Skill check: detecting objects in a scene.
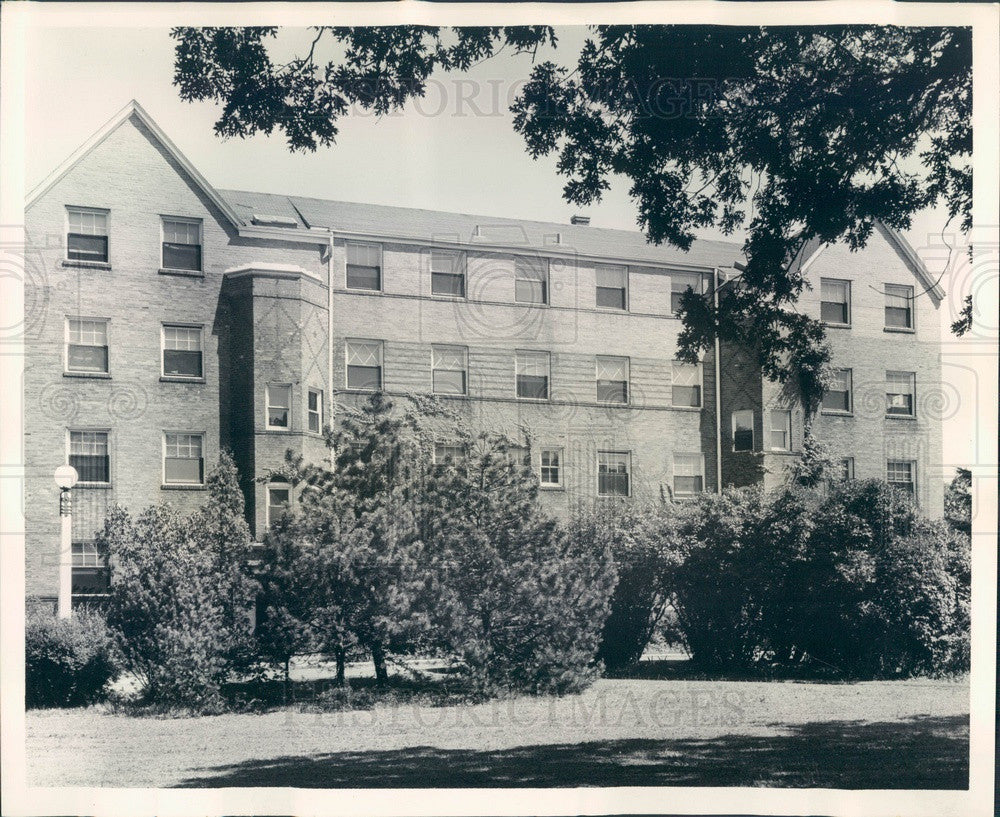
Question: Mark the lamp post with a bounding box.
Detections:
[54,465,79,619]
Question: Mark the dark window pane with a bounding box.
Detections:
[517,374,548,399]
[674,476,703,494]
[885,306,912,328]
[821,301,849,324]
[597,380,627,403]
[671,291,685,314]
[72,567,110,595]
[67,234,108,263]
[162,242,201,271]
[165,457,203,484]
[823,389,850,412]
[348,365,382,391]
[432,272,465,296]
[599,473,629,496]
[70,454,109,483]
[268,408,288,427]
[308,412,320,433]
[433,370,466,395]
[672,385,701,408]
[515,279,546,304]
[68,344,108,373]
[733,429,754,452]
[596,286,626,309]
[347,265,381,290]
[886,395,913,415]
[163,349,203,377]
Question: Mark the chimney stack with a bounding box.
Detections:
[570,215,590,226]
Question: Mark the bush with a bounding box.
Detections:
[99,454,258,709]
[575,502,681,672]
[26,608,118,708]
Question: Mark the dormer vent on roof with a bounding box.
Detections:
[251,214,298,228]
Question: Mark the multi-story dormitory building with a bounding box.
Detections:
[23,101,945,608]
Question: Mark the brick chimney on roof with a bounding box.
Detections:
[570,215,590,226]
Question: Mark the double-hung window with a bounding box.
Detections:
[161,217,202,272]
[540,448,562,488]
[671,362,702,408]
[598,451,630,497]
[673,453,704,496]
[820,279,851,325]
[596,356,629,404]
[732,410,754,452]
[432,345,468,395]
[434,442,466,465]
[308,388,323,433]
[431,250,465,296]
[346,242,382,290]
[66,207,108,263]
[671,273,702,314]
[66,318,109,374]
[595,265,628,310]
[71,541,109,599]
[162,324,203,378]
[823,369,853,413]
[266,384,291,429]
[346,339,383,391]
[163,432,205,485]
[769,410,792,451]
[515,256,548,304]
[887,460,915,497]
[515,350,549,400]
[69,430,110,484]
[267,484,291,526]
[838,458,855,482]
[886,371,916,417]
[885,285,914,329]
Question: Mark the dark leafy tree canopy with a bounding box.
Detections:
[172,25,971,411]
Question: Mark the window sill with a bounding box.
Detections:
[515,397,551,403]
[345,286,383,294]
[160,376,206,384]
[594,307,629,314]
[884,326,916,334]
[822,322,852,329]
[61,260,111,270]
[539,484,565,492]
[158,268,205,279]
[63,371,111,380]
[669,405,702,412]
[886,414,917,421]
[821,410,854,417]
[76,482,112,490]
[161,483,207,491]
[429,293,468,300]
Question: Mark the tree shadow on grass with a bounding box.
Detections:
[175,713,968,789]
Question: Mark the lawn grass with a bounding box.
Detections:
[26,657,969,789]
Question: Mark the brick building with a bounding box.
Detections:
[23,101,946,608]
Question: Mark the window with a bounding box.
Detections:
[431,250,465,296]
[540,448,562,487]
[732,410,754,452]
[887,460,915,497]
[266,484,291,526]
[307,388,323,433]
[515,256,548,304]
[516,350,550,399]
[823,369,853,413]
[596,356,629,404]
[507,445,531,468]
[886,371,916,417]
[820,279,851,325]
[71,542,109,599]
[671,273,702,314]
[838,458,855,482]
[66,207,108,263]
[769,410,791,451]
[346,340,383,391]
[161,217,202,271]
[434,442,466,464]
[432,345,468,395]
[673,454,704,496]
[598,451,630,497]
[162,325,203,378]
[885,284,914,329]
[163,432,204,485]
[672,362,702,408]
[346,242,382,290]
[69,431,110,484]
[266,384,291,429]
[595,264,627,310]
[66,318,108,374]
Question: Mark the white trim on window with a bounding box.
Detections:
[161,431,206,486]
[66,428,112,486]
[820,278,852,326]
[266,483,292,527]
[597,450,631,497]
[64,316,110,375]
[671,360,703,409]
[672,453,705,496]
[307,387,324,433]
[539,447,563,489]
[345,338,384,391]
[159,215,203,272]
[732,409,754,452]
[161,323,205,380]
[345,241,383,291]
[266,383,292,430]
[65,206,110,264]
[515,349,551,401]
[431,344,469,396]
[768,409,792,452]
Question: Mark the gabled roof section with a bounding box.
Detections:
[876,222,946,302]
[26,100,244,229]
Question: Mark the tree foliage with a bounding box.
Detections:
[172,25,972,410]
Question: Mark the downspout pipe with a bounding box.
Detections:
[713,267,723,493]
[327,233,335,467]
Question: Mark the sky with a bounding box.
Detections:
[23,25,987,474]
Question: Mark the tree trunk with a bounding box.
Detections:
[283,656,291,704]
[371,641,389,684]
[335,647,346,687]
